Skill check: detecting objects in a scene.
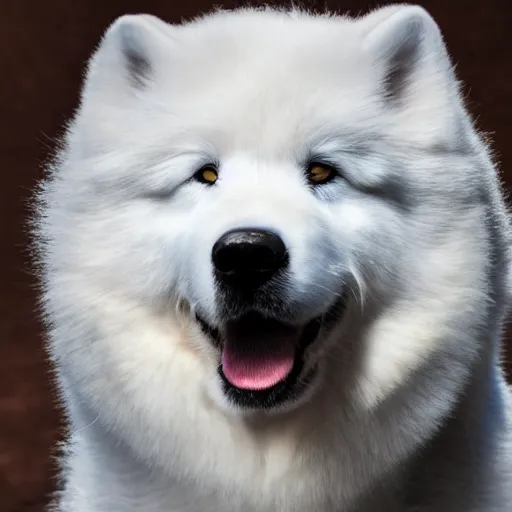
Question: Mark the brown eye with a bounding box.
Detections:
[195,166,218,185]
[308,163,336,185]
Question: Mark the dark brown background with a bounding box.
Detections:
[1,0,511,510]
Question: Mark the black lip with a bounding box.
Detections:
[196,295,348,409]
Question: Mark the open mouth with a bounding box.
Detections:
[196,296,347,409]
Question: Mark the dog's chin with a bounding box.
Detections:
[196,296,347,411]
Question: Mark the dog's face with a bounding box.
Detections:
[39,7,497,419]
[181,148,358,410]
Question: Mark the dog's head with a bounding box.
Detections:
[36,6,509,418]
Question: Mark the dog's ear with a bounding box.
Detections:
[360,5,468,148]
[83,14,173,98]
[68,15,175,156]
[362,5,450,103]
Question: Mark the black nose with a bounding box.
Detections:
[212,229,288,288]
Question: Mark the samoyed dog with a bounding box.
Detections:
[34,4,512,511]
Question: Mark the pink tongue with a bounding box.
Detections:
[221,320,298,391]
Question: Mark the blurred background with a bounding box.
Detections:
[1,0,511,510]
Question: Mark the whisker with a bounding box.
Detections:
[69,415,99,437]
[306,281,346,298]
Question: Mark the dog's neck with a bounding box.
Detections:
[347,338,509,512]
[64,338,509,512]
[400,343,509,511]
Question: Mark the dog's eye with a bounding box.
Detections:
[194,166,218,185]
[307,164,336,185]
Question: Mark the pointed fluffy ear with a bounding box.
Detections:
[82,14,174,102]
[362,5,450,102]
[361,5,467,147]
[70,15,175,155]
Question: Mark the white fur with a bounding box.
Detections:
[34,4,512,511]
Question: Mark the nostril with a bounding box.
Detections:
[212,229,288,285]
[212,245,238,274]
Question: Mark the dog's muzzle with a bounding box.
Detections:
[197,228,347,410]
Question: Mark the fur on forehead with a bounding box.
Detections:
[72,4,467,158]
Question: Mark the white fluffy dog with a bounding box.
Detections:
[34,4,512,511]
